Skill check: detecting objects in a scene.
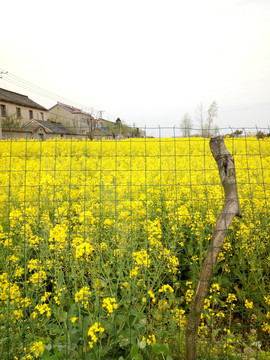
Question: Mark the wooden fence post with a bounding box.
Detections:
[186,136,242,360]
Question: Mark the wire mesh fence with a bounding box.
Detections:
[0,127,270,359]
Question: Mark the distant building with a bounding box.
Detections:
[0,88,139,141]
[0,88,47,125]
[90,118,116,140]
[2,119,87,141]
[48,102,95,134]
[48,102,119,139]
[0,88,48,139]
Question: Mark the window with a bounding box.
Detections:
[29,110,33,119]
[40,112,44,121]
[16,107,21,118]
[1,104,6,117]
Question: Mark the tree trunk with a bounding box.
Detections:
[186,136,242,360]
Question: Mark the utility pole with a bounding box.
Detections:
[98,110,105,132]
[99,110,105,119]
[0,70,8,79]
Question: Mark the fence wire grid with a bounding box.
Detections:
[0,127,270,360]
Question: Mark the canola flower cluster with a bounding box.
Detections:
[102,297,118,315]
[0,136,270,359]
[142,334,156,345]
[88,322,105,348]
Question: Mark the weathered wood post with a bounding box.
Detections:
[186,136,242,360]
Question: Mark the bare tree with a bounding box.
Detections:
[1,111,20,129]
[204,100,218,137]
[212,124,219,136]
[180,113,193,137]
[195,101,218,137]
[195,103,205,137]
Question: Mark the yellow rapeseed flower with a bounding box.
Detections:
[88,322,105,348]
[102,297,118,315]
[245,299,254,309]
[132,249,150,267]
[159,284,174,293]
[75,286,91,309]
[142,334,156,345]
[30,341,45,357]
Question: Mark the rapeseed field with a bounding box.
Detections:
[0,137,269,359]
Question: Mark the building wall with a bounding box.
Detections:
[1,129,88,141]
[2,129,34,140]
[90,129,114,140]
[65,134,88,140]
[0,101,47,126]
[47,106,74,129]
[48,106,92,134]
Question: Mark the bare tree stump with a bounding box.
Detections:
[186,136,242,360]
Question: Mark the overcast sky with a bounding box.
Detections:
[1,0,270,135]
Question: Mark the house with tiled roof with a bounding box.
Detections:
[0,88,138,141]
[47,102,95,135]
[0,88,47,126]
[48,102,119,139]
[2,119,88,141]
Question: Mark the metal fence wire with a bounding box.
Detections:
[0,127,270,360]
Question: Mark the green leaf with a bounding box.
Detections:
[133,354,143,360]
[134,318,146,330]
[54,347,64,358]
[161,331,168,340]
[130,344,139,357]
[99,345,111,357]
[44,344,52,351]
[70,329,82,344]
[128,314,137,325]
[151,343,169,356]
[59,311,67,322]
[41,349,51,359]
[118,329,136,347]
[117,314,127,322]
[45,356,58,360]
[138,340,146,349]
[57,270,64,290]
[68,303,77,317]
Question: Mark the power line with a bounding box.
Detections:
[0,71,102,116]
[0,70,8,79]
[0,70,126,127]
[0,84,117,128]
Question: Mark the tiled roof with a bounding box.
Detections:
[22,120,73,135]
[49,102,94,117]
[35,120,73,134]
[57,102,82,114]
[0,88,47,110]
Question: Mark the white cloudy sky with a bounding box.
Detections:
[1,0,270,135]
